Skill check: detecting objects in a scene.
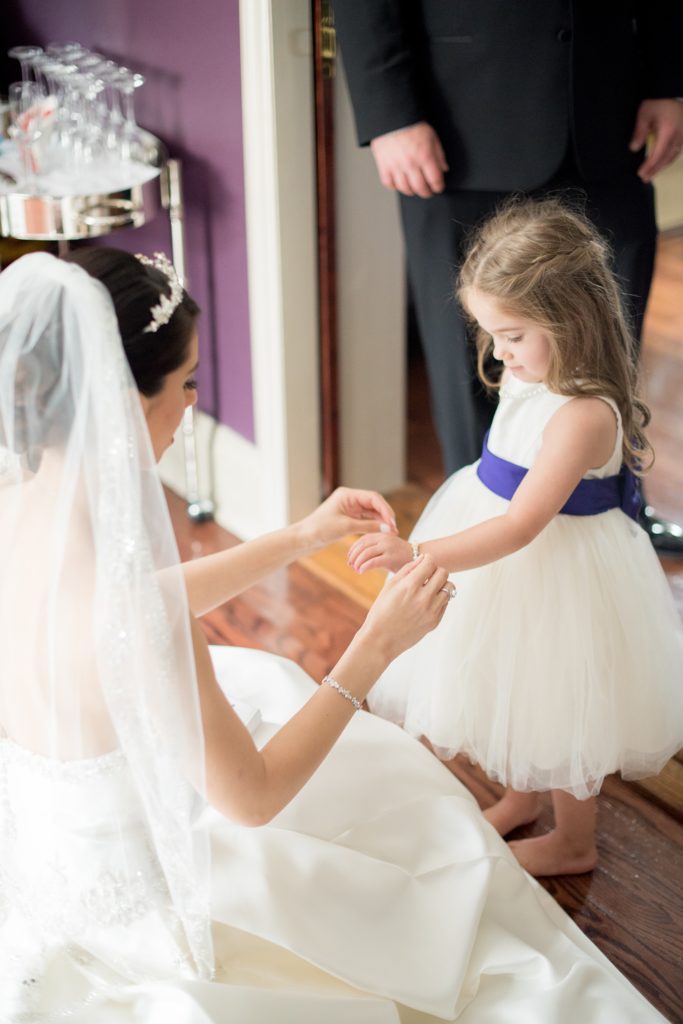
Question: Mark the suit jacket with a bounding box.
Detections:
[334,0,683,191]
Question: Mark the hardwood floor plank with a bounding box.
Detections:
[633,757,683,820]
[299,540,385,609]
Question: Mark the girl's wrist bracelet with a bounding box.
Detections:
[322,675,363,712]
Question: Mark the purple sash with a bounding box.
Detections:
[476,432,641,520]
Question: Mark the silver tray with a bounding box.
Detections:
[0,130,168,241]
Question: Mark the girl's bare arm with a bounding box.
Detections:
[349,398,618,574]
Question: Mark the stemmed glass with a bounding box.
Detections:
[70,72,107,165]
[7,46,43,82]
[6,41,149,182]
[30,56,63,95]
[45,42,86,62]
[113,69,146,159]
[98,64,127,157]
[8,81,53,191]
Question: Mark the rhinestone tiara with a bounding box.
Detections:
[135,252,184,334]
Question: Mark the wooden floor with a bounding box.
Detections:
[168,232,683,1023]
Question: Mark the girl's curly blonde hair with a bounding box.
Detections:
[457,197,653,472]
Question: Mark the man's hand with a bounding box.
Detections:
[629,99,683,182]
[370,122,449,198]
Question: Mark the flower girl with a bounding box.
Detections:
[348,198,683,877]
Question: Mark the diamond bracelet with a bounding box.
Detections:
[322,675,363,712]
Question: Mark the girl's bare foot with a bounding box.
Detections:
[509,831,598,877]
[483,790,542,836]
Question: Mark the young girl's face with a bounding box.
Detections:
[466,288,551,384]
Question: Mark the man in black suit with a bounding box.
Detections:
[334,1,683,550]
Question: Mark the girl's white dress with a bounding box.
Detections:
[369,375,683,798]
[0,646,669,1023]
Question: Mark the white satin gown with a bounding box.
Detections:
[0,645,667,1023]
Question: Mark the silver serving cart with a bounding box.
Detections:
[0,130,213,520]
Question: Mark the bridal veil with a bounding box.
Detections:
[0,253,213,981]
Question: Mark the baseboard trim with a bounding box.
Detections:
[160,410,269,540]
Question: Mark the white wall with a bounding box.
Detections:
[655,155,683,232]
[335,57,406,492]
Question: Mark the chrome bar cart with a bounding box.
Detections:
[0,130,213,521]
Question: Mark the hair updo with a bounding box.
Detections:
[64,247,200,396]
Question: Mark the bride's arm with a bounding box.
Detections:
[181,487,397,616]
[191,555,449,825]
[181,524,311,615]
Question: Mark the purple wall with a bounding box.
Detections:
[11,0,254,440]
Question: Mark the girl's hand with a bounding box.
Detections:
[297,487,397,553]
[359,555,453,662]
[347,533,412,574]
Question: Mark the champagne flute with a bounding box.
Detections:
[45,42,86,61]
[117,69,145,160]
[8,81,47,191]
[7,46,43,82]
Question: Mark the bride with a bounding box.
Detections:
[0,249,665,1023]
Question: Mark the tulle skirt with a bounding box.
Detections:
[369,466,683,798]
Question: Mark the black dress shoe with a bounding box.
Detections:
[639,505,683,554]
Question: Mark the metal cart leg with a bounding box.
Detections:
[166,158,214,523]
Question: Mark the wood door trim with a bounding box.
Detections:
[313,0,339,495]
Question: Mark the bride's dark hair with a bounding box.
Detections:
[64,247,200,396]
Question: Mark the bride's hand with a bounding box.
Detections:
[296,487,397,553]
[359,554,454,663]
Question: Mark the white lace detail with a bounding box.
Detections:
[0,740,193,1022]
[0,738,126,778]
